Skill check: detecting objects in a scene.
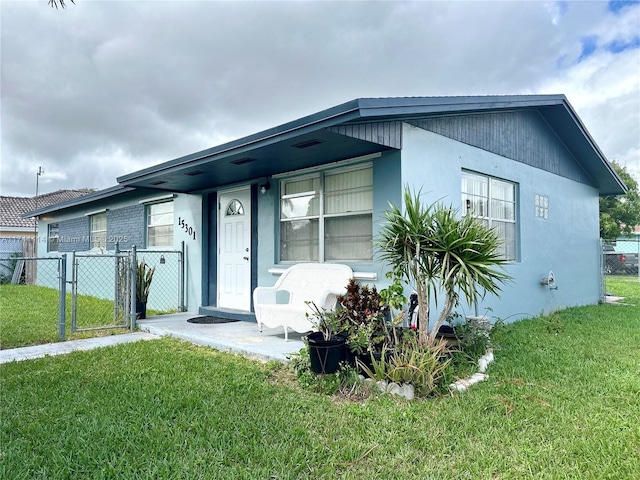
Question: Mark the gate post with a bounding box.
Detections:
[58,254,67,341]
[180,240,185,312]
[130,246,137,330]
[114,242,120,321]
[70,251,78,332]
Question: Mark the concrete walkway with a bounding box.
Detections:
[1,312,305,365]
[0,332,160,364]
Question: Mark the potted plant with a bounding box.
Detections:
[305,302,347,375]
[136,259,155,319]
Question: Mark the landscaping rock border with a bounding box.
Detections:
[356,349,495,399]
[360,377,416,400]
[449,349,494,392]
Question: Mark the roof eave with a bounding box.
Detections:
[103,94,625,197]
[557,99,627,196]
[117,99,363,185]
[355,94,569,120]
[22,185,135,217]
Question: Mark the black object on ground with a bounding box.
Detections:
[187,316,240,324]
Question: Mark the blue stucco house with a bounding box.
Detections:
[28,95,626,324]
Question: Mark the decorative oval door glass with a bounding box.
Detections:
[225,199,245,216]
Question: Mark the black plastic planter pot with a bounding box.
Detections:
[307,332,347,374]
[136,302,147,320]
[436,324,458,347]
[354,350,393,375]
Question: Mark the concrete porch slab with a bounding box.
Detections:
[137,312,305,363]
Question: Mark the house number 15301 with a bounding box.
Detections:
[178,217,196,240]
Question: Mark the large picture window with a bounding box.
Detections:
[147,201,174,247]
[280,164,373,262]
[90,213,107,249]
[462,171,517,260]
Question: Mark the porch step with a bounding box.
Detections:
[198,306,256,322]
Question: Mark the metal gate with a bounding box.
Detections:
[70,251,134,333]
[69,245,185,333]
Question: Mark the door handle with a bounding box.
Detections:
[243,256,249,261]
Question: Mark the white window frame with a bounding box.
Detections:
[90,212,107,249]
[535,194,549,220]
[279,163,373,263]
[146,200,174,248]
[462,170,517,261]
[48,223,59,252]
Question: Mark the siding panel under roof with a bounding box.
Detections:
[327,121,402,149]
[409,111,595,187]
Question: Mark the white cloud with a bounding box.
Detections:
[1,0,638,196]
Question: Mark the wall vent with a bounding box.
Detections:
[292,139,322,149]
[230,157,256,165]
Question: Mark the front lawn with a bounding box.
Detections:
[2,299,639,478]
[0,284,130,349]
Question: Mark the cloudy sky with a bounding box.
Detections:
[1,0,639,197]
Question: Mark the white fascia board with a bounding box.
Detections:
[139,194,177,205]
[84,208,108,216]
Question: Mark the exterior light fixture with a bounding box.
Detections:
[160,255,166,265]
[259,180,271,194]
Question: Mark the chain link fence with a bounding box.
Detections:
[126,248,184,315]
[71,246,184,331]
[70,252,132,332]
[0,244,184,346]
[602,238,640,277]
[602,238,639,303]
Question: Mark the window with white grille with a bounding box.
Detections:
[462,171,517,261]
[280,164,373,262]
[147,201,174,247]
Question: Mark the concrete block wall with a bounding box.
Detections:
[57,204,146,252]
[106,204,145,250]
[58,216,90,252]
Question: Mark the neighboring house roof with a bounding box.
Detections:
[23,185,141,218]
[2,189,91,228]
[115,95,626,196]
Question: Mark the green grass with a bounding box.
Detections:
[0,284,130,349]
[605,275,640,306]
[2,301,639,479]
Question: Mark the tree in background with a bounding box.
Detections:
[49,0,74,9]
[600,160,640,240]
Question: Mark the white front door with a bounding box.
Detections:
[217,188,252,310]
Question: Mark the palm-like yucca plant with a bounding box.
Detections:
[136,259,155,304]
[377,189,436,344]
[377,186,511,345]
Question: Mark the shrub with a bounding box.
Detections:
[357,338,452,397]
[337,278,391,354]
[455,320,491,362]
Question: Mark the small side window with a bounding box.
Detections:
[90,213,107,249]
[48,223,59,252]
